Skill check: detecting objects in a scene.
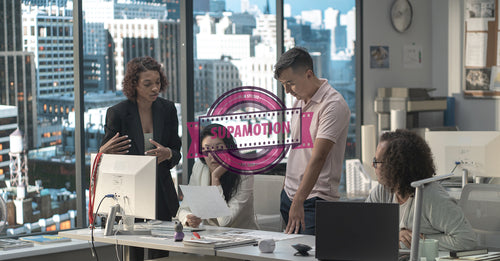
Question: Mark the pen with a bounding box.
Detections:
[192,232,201,239]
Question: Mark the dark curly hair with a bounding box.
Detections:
[379,129,436,198]
[274,46,314,80]
[199,124,241,203]
[122,56,168,100]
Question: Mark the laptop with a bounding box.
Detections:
[315,201,399,261]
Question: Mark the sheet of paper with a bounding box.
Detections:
[403,44,423,69]
[465,32,488,67]
[179,185,231,219]
[222,230,304,241]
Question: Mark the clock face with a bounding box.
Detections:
[391,0,413,33]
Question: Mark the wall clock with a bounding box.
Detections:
[391,0,413,33]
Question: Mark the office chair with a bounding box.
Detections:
[458,183,500,250]
[253,174,285,232]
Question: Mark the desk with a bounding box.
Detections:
[60,224,454,261]
[217,234,315,261]
[0,239,111,261]
[59,226,217,257]
[59,223,312,261]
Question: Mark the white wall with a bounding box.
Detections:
[363,0,500,131]
[362,0,435,127]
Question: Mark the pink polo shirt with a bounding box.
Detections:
[284,79,351,201]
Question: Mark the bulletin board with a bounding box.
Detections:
[464,0,500,98]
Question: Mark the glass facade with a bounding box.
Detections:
[0,0,358,236]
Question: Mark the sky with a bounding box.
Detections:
[225,0,355,15]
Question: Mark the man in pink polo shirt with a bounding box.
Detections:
[274,47,350,235]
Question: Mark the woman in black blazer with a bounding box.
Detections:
[99,56,181,221]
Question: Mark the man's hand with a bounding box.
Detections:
[285,199,305,234]
[145,139,172,164]
[186,214,202,228]
[99,132,131,154]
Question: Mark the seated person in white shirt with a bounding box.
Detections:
[366,129,477,251]
[177,124,258,229]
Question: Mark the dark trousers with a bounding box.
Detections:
[280,189,321,235]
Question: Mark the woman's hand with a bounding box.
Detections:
[185,214,202,228]
[145,139,172,164]
[99,132,131,154]
[399,228,424,248]
[210,165,227,186]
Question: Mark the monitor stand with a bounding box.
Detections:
[103,204,151,236]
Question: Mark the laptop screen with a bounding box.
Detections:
[315,201,399,261]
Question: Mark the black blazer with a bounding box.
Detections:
[101,98,181,220]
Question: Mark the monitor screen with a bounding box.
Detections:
[425,131,500,178]
[90,154,157,220]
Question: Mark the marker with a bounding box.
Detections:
[192,232,201,239]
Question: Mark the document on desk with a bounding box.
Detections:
[179,185,231,219]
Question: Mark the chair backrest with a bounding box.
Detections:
[253,174,285,216]
[459,183,500,248]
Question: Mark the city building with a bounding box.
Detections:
[82,0,169,93]
[63,107,107,154]
[194,58,242,114]
[37,92,125,148]
[195,13,252,60]
[22,1,74,98]
[1,0,38,150]
[105,19,181,102]
[166,0,180,20]
[0,105,18,176]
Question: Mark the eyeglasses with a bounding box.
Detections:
[372,157,383,169]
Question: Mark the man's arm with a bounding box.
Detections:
[285,137,334,234]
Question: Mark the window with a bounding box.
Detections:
[2,1,359,238]
[284,0,357,193]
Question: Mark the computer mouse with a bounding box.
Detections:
[291,243,312,256]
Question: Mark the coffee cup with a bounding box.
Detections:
[419,239,438,261]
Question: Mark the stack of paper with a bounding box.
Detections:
[0,238,34,250]
[183,233,256,249]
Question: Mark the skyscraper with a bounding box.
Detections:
[1,0,38,149]
[22,1,74,98]
[0,105,18,176]
[106,19,181,102]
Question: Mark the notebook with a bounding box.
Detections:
[315,201,399,261]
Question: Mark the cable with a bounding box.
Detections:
[91,194,116,261]
[89,153,104,227]
[450,161,461,174]
[114,221,122,261]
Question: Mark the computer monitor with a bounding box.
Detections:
[425,131,500,178]
[90,154,157,220]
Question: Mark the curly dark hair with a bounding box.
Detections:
[274,46,314,80]
[379,129,436,198]
[122,56,168,100]
[199,124,241,203]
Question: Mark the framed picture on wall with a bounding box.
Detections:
[370,46,389,69]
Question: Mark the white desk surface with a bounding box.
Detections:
[217,234,315,261]
[0,239,108,260]
[59,223,314,260]
[59,224,456,261]
[59,226,218,256]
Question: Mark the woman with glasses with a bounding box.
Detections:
[177,124,258,229]
[366,129,476,251]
